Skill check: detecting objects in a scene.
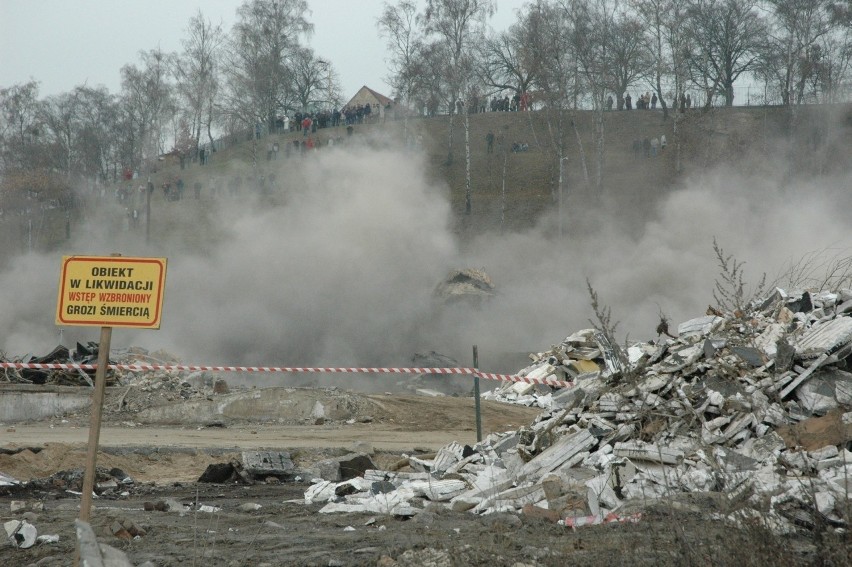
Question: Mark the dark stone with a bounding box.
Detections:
[371,481,395,494]
[198,463,235,483]
[731,346,765,367]
[337,453,376,481]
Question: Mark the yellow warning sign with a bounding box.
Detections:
[56,256,167,328]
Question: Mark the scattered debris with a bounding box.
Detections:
[242,450,298,482]
[0,471,20,487]
[0,343,102,386]
[198,459,252,484]
[407,351,470,396]
[4,518,37,548]
[76,519,135,566]
[110,516,146,539]
[302,286,852,535]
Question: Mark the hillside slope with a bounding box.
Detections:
[2,103,850,266]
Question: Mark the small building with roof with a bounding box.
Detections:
[345,86,394,109]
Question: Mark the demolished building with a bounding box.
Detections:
[303,287,852,533]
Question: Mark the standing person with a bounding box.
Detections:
[651,93,658,109]
[606,95,613,111]
[302,115,312,137]
[625,93,632,110]
[686,94,692,109]
[660,134,667,151]
[650,137,659,157]
[485,130,494,154]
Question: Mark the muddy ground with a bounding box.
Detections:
[0,389,846,566]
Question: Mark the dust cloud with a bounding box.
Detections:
[1,145,850,385]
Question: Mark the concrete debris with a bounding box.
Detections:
[198,459,253,484]
[310,452,376,482]
[241,451,297,481]
[0,471,20,487]
[4,518,37,548]
[1,343,102,386]
[406,351,472,396]
[305,287,852,535]
[13,467,134,495]
[110,517,146,539]
[76,519,135,566]
[433,268,495,304]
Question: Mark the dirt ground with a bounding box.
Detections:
[0,391,845,566]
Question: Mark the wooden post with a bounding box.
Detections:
[79,324,112,522]
[473,345,482,442]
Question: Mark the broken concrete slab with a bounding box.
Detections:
[241,451,296,479]
[518,429,597,481]
[613,441,684,465]
[794,316,852,359]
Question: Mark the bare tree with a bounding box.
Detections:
[72,86,120,181]
[421,0,495,170]
[289,47,341,111]
[0,81,44,171]
[683,0,767,107]
[632,0,686,118]
[602,11,652,111]
[378,1,423,108]
[119,49,175,172]
[222,0,313,134]
[479,13,541,96]
[174,10,224,152]
[38,91,82,177]
[532,0,592,192]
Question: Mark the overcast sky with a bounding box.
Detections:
[0,0,523,100]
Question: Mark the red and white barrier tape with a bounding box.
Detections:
[0,362,573,389]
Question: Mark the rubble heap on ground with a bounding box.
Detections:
[0,345,219,410]
[305,287,852,533]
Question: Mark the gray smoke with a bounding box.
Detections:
[1,145,850,385]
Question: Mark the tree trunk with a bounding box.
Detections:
[501,141,508,232]
[464,108,471,215]
[594,99,604,190]
[571,112,590,190]
[446,101,455,166]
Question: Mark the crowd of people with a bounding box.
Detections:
[608,91,694,112]
[632,134,667,158]
[112,84,685,221]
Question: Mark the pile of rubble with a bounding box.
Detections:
[302,287,852,533]
[0,344,219,411]
[105,348,218,414]
[0,343,103,386]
